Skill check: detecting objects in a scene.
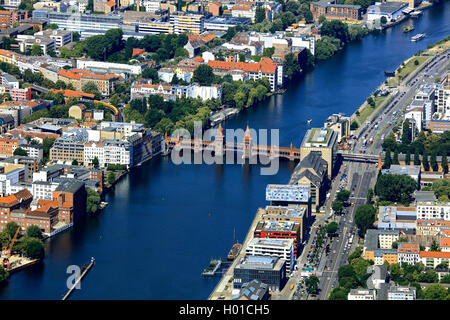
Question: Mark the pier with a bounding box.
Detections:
[62,257,95,300]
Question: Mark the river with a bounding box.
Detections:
[0,1,449,299]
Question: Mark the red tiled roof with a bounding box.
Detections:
[207,57,277,74]
[419,251,450,259]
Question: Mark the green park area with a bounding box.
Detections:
[357,95,389,124]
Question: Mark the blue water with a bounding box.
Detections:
[0,2,449,299]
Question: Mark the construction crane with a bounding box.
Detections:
[2,226,20,270]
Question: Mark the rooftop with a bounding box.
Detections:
[265,184,310,203]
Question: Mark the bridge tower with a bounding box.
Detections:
[243,125,252,160]
[289,142,295,161]
[214,123,225,156]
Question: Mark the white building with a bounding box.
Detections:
[348,289,376,300]
[388,286,416,300]
[416,202,450,221]
[397,243,420,265]
[84,139,133,168]
[76,59,145,77]
[366,2,407,22]
[19,144,44,161]
[142,0,160,12]
[246,238,295,271]
[31,180,58,200]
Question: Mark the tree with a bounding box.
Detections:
[354,204,376,237]
[414,148,420,165]
[193,65,215,86]
[318,15,327,25]
[329,287,348,300]
[110,94,121,107]
[332,201,344,214]
[283,53,301,79]
[31,43,43,56]
[423,149,430,171]
[107,171,116,185]
[13,147,28,156]
[348,247,362,263]
[255,5,266,24]
[320,20,349,43]
[380,16,387,25]
[430,240,441,252]
[82,81,102,99]
[405,150,411,165]
[441,152,448,174]
[384,149,391,169]
[25,238,44,259]
[72,159,78,166]
[418,270,439,283]
[305,275,320,294]
[86,188,101,214]
[366,188,374,205]
[375,174,417,204]
[392,149,399,165]
[92,157,99,168]
[430,151,438,172]
[326,221,338,235]
[26,225,42,239]
[5,222,19,239]
[336,190,350,203]
[350,120,359,130]
[422,284,448,300]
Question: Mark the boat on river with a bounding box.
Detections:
[411,33,425,42]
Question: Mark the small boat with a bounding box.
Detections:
[227,228,242,261]
[403,25,414,33]
[99,202,108,210]
[411,33,425,42]
[307,119,312,124]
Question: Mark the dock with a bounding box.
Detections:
[202,258,222,277]
[62,257,95,300]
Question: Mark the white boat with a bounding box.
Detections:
[411,33,425,42]
[307,119,312,124]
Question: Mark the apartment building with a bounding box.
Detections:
[254,220,301,257]
[57,69,120,97]
[348,289,376,300]
[50,134,85,165]
[397,243,420,265]
[310,0,361,21]
[207,58,283,91]
[130,80,222,102]
[363,229,399,265]
[0,135,21,158]
[246,238,295,272]
[84,139,133,168]
[419,251,450,269]
[388,286,416,300]
[0,10,29,29]
[416,201,450,221]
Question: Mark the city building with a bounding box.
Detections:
[300,128,338,178]
[260,205,307,240]
[246,238,295,272]
[47,12,122,33]
[265,184,310,209]
[416,201,450,221]
[323,113,350,142]
[169,12,204,34]
[233,279,270,300]
[289,151,328,207]
[76,59,145,77]
[367,2,407,22]
[388,286,416,300]
[254,220,302,256]
[419,251,450,269]
[348,289,376,300]
[57,69,120,97]
[377,206,416,231]
[397,243,420,265]
[204,16,251,32]
[310,0,361,21]
[207,58,283,91]
[363,229,400,265]
[233,255,287,292]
